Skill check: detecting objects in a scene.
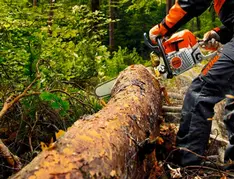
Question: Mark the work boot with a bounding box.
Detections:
[170,148,201,167]
[224,144,234,162]
[223,144,234,171]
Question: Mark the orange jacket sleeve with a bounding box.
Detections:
[161,0,213,36]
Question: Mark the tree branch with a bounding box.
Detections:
[0,60,41,119]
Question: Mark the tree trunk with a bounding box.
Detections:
[10,65,162,179]
[91,0,100,12]
[211,8,216,26]
[196,17,201,31]
[48,0,55,36]
[33,0,37,7]
[109,0,115,51]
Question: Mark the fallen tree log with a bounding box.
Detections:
[11,64,162,179]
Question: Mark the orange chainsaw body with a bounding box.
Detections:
[156,29,203,76]
[163,29,198,55]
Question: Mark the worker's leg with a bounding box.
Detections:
[175,76,224,166]
[224,144,234,163]
[175,38,234,166]
[223,93,234,163]
[224,96,234,144]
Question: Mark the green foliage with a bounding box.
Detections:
[37,4,111,83]
[182,9,222,38]
[0,3,109,176]
[103,47,144,77]
[40,92,70,116]
[120,0,164,14]
[110,0,166,56]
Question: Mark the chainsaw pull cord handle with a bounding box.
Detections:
[143,33,173,79]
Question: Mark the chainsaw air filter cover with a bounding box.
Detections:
[162,29,202,76]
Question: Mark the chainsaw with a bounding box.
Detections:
[95,29,218,97]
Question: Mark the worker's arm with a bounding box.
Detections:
[162,0,213,36]
[150,0,212,42]
[213,26,233,44]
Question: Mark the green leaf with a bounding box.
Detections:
[61,100,70,111]
[40,92,54,101]
[51,102,60,109]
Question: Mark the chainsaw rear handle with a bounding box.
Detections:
[198,39,220,52]
[143,33,173,78]
[197,39,219,60]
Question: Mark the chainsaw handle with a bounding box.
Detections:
[143,33,160,53]
[143,33,173,79]
[156,37,173,79]
[198,39,220,52]
[197,39,219,60]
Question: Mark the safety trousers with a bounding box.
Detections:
[175,35,234,166]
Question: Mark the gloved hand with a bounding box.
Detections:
[149,24,167,44]
[202,30,220,49]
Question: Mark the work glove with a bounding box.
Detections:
[149,24,167,44]
[202,30,220,49]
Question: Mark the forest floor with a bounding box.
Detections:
[1,64,234,178]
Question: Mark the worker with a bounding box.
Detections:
[149,0,234,167]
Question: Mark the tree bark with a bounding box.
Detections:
[48,0,55,36]
[33,0,37,7]
[91,0,100,12]
[211,8,216,27]
[109,0,115,51]
[0,139,22,170]
[10,65,162,179]
[196,17,201,31]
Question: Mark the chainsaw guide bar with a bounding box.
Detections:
[94,78,117,97]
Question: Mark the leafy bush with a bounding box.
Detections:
[0,4,108,176]
[103,47,144,78]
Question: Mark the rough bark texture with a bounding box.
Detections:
[11,65,162,179]
[109,0,115,51]
[91,0,100,12]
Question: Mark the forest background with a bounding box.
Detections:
[0,0,221,178]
